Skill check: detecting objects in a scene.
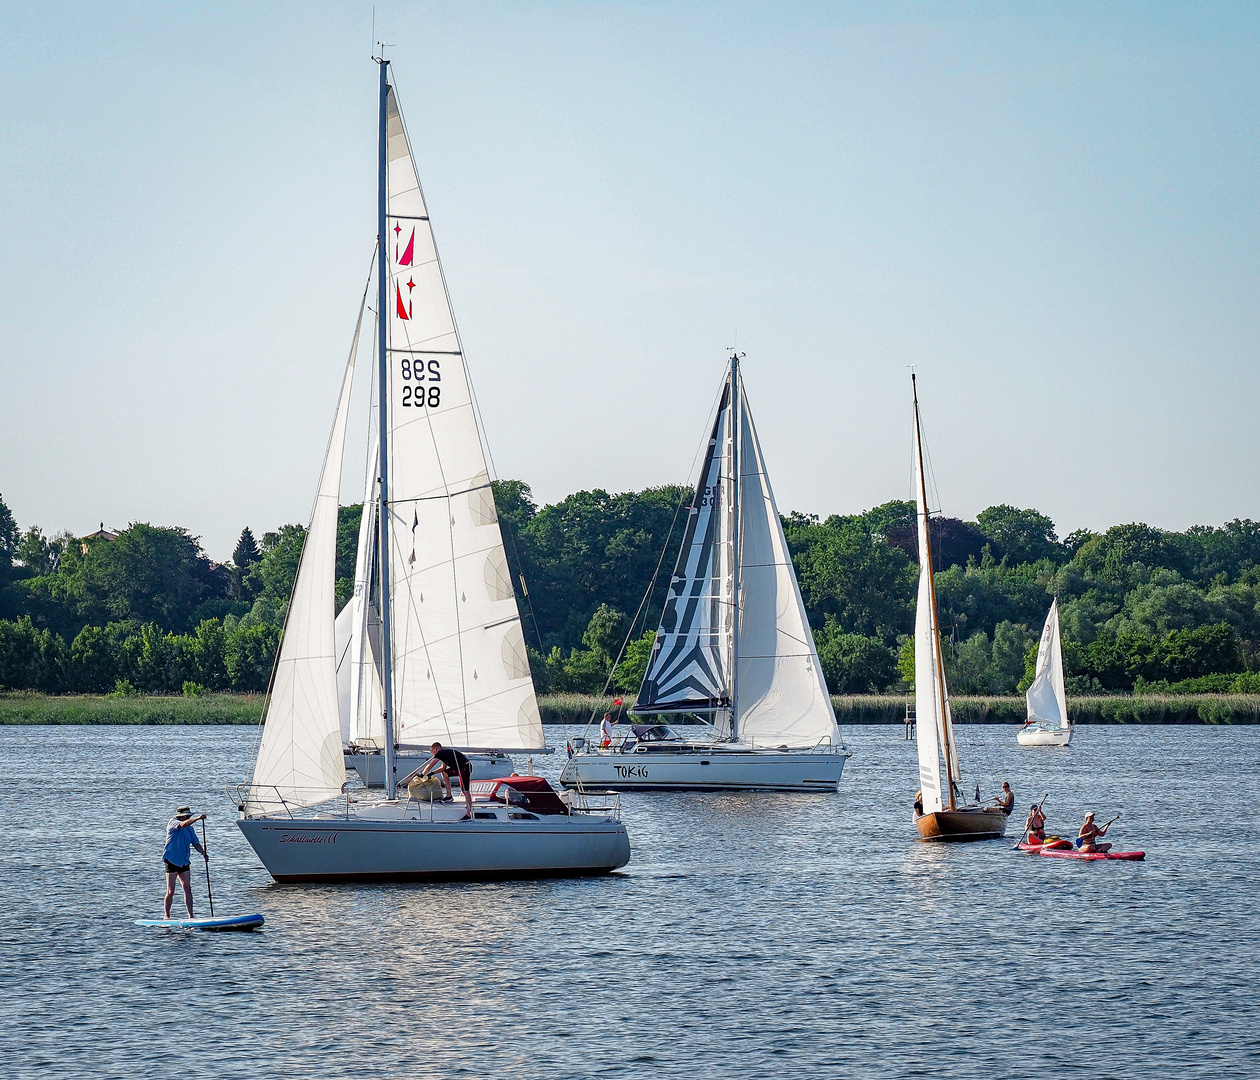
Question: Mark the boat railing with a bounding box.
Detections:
[560,787,622,821]
[228,783,356,820]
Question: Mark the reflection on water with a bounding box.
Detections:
[0,723,1257,1079]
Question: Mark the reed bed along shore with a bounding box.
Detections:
[2,692,1258,725]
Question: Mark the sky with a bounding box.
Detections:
[1,2,1257,561]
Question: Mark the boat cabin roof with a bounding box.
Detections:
[469,776,569,816]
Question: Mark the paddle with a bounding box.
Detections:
[1013,793,1050,849]
[200,818,215,917]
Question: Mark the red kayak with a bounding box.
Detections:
[1016,837,1072,852]
[1039,847,1145,861]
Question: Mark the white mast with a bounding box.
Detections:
[728,352,741,742]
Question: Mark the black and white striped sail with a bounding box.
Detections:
[634,383,734,713]
[636,364,839,749]
[381,82,543,751]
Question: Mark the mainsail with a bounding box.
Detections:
[248,303,365,814]
[381,83,543,750]
[345,439,385,747]
[1026,598,1068,730]
[912,378,961,815]
[636,361,838,749]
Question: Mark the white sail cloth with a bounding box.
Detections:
[382,84,543,750]
[1026,598,1068,729]
[248,319,362,814]
[724,382,837,748]
[912,390,960,815]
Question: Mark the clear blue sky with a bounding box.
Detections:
[2,2,1257,560]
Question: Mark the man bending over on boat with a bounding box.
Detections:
[1077,812,1111,853]
[418,743,474,821]
[1024,803,1046,842]
[163,806,207,919]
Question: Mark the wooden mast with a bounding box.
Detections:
[911,374,957,811]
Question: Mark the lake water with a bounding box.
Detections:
[0,723,1256,1079]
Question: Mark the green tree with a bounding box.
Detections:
[224,621,280,692]
[246,524,306,613]
[976,505,1063,565]
[815,623,898,693]
[231,527,262,600]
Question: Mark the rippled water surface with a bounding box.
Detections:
[1,723,1257,1079]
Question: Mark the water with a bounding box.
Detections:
[1,723,1256,1079]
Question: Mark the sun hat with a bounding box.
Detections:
[1084,811,1095,820]
[175,805,192,817]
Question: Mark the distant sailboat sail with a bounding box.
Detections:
[381,84,543,751]
[635,361,837,749]
[1026,599,1068,730]
[912,380,961,815]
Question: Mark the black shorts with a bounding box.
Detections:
[457,766,471,790]
[164,860,191,875]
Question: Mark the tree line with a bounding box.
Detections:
[1,487,1258,698]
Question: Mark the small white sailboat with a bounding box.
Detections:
[235,58,629,881]
[1018,598,1071,746]
[560,353,849,792]
[909,376,1008,842]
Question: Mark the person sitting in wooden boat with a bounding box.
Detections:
[993,782,1015,815]
[1077,812,1112,853]
[1024,803,1046,842]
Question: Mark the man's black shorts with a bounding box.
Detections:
[164,860,191,875]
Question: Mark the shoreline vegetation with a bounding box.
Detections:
[2,692,1258,726]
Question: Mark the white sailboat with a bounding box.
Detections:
[559,353,849,792]
[909,375,1009,841]
[1018,598,1071,746]
[235,58,629,881]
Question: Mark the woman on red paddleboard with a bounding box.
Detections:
[1024,804,1047,843]
[1077,812,1112,853]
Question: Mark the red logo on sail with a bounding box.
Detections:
[396,225,414,267]
[396,282,411,321]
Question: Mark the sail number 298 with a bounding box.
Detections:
[399,358,441,409]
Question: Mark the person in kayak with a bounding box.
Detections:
[163,806,207,919]
[418,742,474,820]
[1024,803,1047,842]
[1077,812,1112,853]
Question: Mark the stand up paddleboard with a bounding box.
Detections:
[1039,848,1145,861]
[136,913,264,931]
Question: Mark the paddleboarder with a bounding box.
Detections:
[163,806,207,919]
[418,742,474,820]
[1077,811,1112,853]
[1024,803,1047,842]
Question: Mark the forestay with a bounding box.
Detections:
[1026,598,1068,729]
[723,383,837,748]
[635,384,733,714]
[248,300,365,814]
[381,83,543,751]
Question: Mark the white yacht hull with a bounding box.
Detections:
[345,751,514,788]
[237,808,629,882]
[1016,725,1071,747]
[559,748,848,792]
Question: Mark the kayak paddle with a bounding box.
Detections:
[1013,793,1050,850]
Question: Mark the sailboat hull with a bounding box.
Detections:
[916,807,1010,842]
[559,748,848,792]
[1016,725,1071,747]
[237,813,630,882]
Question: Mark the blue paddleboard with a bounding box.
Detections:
[136,913,264,931]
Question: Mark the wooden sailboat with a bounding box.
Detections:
[910,375,1008,842]
[234,57,629,880]
[559,352,849,792]
[1017,599,1072,746]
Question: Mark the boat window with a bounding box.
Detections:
[509,812,540,821]
[473,812,497,819]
